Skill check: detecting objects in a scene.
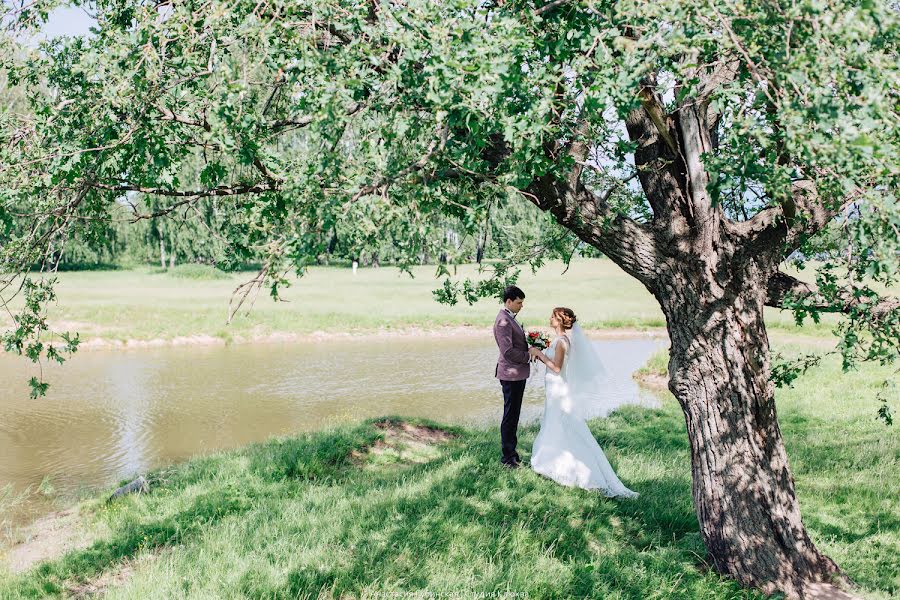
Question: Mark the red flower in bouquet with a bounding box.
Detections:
[526,330,551,350]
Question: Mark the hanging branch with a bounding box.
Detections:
[227,263,270,324]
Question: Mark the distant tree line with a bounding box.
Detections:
[3,188,604,270]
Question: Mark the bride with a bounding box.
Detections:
[528,307,639,498]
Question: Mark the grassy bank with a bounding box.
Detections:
[1,348,896,599]
[1,259,842,345]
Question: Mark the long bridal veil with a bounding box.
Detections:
[532,321,640,498]
[563,323,623,419]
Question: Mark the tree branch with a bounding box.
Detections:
[637,85,678,156]
[524,173,658,287]
[347,123,449,204]
[624,80,691,245]
[251,157,280,187]
[155,104,211,131]
[766,270,899,322]
[268,100,363,131]
[91,181,276,198]
[533,0,572,17]
[708,4,774,103]
[515,75,660,285]
[695,55,741,102]
[733,179,862,258]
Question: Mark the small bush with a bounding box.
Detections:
[166,264,230,280]
[636,347,669,378]
[38,262,123,272]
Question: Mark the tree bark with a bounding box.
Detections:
[656,260,843,597]
[327,228,338,258]
[476,218,489,264]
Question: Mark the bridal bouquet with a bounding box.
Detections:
[526,330,551,350]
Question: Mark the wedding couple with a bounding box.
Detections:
[493,285,638,498]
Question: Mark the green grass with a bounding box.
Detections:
[0,349,895,599]
[1,259,846,343]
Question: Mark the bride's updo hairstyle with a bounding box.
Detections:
[552,307,577,330]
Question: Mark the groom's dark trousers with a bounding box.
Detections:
[500,379,527,464]
[494,307,530,465]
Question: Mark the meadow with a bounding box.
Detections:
[3,258,839,344]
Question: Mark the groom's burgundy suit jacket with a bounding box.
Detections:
[494,309,531,381]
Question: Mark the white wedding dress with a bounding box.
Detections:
[530,325,638,498]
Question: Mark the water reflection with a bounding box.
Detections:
[0,335,665,530]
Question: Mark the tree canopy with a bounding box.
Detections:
[2,0,896,396]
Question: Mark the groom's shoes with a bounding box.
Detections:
[501,458,521,469]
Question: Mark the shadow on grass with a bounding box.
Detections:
[3,406,892,599]
[9,489,250,598]
[269,411,759,599]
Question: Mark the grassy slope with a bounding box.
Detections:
[2,259,841,342]
[0,349,896,599]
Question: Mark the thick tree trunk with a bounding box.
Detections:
[657,263,843,597]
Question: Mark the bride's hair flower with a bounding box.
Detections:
[526,330,551,350]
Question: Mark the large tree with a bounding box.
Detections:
[1,0,897,596]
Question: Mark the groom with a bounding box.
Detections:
[494,285,541,469]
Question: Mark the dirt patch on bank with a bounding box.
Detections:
[372,420,458,444]
[352,420,459,467]
[633,371,669,392]
[64,551,159,598]
[3,507,100,574]
[63,326,670,352]
[78,334,225,350]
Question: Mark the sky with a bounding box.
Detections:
[41,5,95,39]
[3,2,96,44]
